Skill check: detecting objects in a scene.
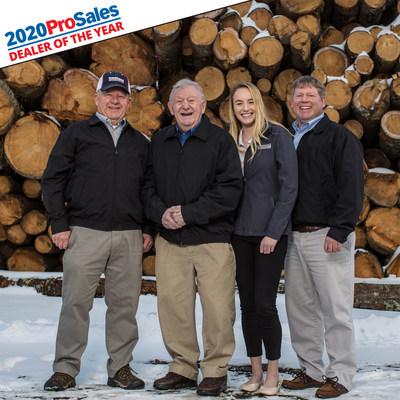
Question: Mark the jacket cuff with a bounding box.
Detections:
[142,220,156,239]
[327,227,351,244]
[51,219,70,235]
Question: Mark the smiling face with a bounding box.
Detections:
[232,87,256,129]
[94,88,131,124]
[291,85,326,128]
[168,85,206,132]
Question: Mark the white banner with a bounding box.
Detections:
[1,0,240,68]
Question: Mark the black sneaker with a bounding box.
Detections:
[107,365,145,390]
[44,372,76,391]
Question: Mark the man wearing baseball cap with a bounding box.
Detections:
[42,71,153,391]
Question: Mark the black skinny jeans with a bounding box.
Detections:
[232,234,288,360]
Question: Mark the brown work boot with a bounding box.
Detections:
[316,376,348,398]
[44,372,76,391]
[153,372,197,390]
[107,365,145,390]
[197,375,227,396]
[282,371,324,390]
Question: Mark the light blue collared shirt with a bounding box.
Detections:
[292,113,325,149]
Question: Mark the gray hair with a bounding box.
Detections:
[291,76,326,99]
[169,79,205,103]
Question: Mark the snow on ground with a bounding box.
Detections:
[0,280,400,399]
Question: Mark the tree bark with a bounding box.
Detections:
[189,18,218,70]
[359,0,386,26]
[290,31,312,72]
[154,21,182,78]
[0,80,20,136]
[332,0,360,29]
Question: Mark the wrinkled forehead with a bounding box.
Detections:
[174,85,203,101]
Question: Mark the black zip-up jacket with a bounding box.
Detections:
[145,115,243,245]
[41,114,153,236]
[234,124,298,239]
[292,114,364,243]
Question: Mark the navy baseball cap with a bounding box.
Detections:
[97,71,131,94]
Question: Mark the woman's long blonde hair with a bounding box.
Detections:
[228,82,272,160]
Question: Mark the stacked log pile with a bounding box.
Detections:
[0,0,400,279]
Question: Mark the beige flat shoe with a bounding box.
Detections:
[239,377,263,392]
[258,380,281,396]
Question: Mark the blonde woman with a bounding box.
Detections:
[228,82,298,395]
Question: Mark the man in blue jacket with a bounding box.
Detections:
[41,71,153,392]
[146,79,243,397]
[283,76,364,399]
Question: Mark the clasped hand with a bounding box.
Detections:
[161,205,186,230]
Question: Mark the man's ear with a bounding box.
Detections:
[168,102,174,115]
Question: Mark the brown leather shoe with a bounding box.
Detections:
[197,375,227,396]
[107,365,145,390]
[282,371,324,390]
[316,377,348,398]
[153,372,197,390]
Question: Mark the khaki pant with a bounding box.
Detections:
[155,236,236,380]
[53,226,143,378]
[285,228,357,390]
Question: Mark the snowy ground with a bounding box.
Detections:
[1,273,400,399]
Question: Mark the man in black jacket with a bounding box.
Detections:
[41,71,153,392]
[146,79,243,397]
[282,76,364,399]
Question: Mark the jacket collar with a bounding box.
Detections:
[310,113,330,135]
[164,114,210,142]
[88,113,132,132]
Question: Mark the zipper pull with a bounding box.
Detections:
[115,147,118,155]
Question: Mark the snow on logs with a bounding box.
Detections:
[0,0,400,277]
